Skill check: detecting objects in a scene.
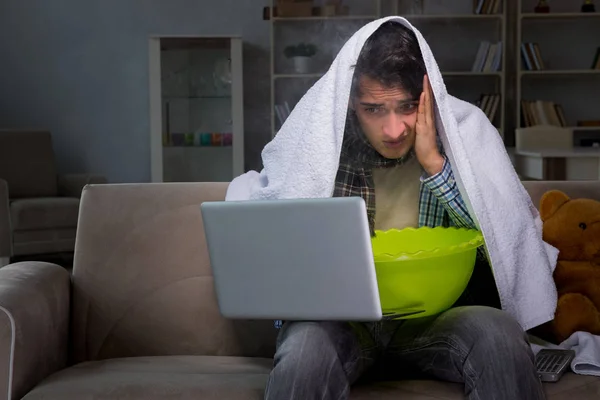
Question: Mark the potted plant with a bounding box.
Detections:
[284,42,318,74]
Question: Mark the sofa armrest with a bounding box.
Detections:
[0,262,70,400]
[58,174,107,198]
[0,179,11,259]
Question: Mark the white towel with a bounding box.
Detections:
[226,16,559,332]
[529,332,600,377]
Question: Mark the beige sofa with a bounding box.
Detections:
[0,129,107,264]
[1,181,599,399]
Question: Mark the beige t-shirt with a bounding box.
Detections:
[372,156,422,231]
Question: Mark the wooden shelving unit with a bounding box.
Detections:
[516,0,600,134]
[269,0,507,139]
[521,12,600,19]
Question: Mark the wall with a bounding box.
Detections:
[1,1,597,182]
[0,0,271,182]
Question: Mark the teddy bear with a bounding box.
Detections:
[539,189,600,343]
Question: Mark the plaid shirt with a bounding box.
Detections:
[274,157,477,329]
[418,155,476,230]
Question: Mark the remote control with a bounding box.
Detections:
[535,349,575,382]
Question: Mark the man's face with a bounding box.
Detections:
[352,76,419,159]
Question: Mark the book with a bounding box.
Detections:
[520,100,566,127]
[521,43,544,71]
[472,41,502,72]
[476,93,501,122]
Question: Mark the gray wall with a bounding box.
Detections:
[1,1,597,182]
[0,0,271,183]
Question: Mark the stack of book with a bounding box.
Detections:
[521,100,567,127]
[521,43,545,71]
[473,0,502,14]
[472,41,503,72]
[476,93,501,123]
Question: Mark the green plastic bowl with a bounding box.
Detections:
[371,227,484,319]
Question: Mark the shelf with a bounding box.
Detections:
[163,96,231,99]
[520,70,600,76]
[275,14,505,22]
[521,12,600,19]
[570,126,600,131]
[518,126,600,132]
[443,71,502,77]
[273,15,378,21]
[163,145,233,149]
[404,14,503,20]
[274,72,503,79]
[273,73,323,79]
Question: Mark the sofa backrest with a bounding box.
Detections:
[521,180,600,208]
[0,129,58,198]
[70,182,277,364]
[70,179,600,364]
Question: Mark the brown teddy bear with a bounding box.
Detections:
[540,190,600,343]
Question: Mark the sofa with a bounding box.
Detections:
[0,180,598,399]
[0,129,107,265]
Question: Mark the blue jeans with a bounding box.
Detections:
[264,306,546,400]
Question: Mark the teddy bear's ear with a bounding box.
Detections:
[540,190,570,221]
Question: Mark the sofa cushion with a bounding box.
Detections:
[12,228,76,256]
[71,183,277,364]
[10,197,79,231]
[0,130,58,198]
[22,355,273,400]
[21,355,599,400]
[349,373,600,399]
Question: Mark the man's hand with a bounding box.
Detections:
[415,74,444,176]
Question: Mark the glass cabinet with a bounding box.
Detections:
[149,36,244,182]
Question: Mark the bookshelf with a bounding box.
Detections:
[269,0,508,140]
[516,0,600,137]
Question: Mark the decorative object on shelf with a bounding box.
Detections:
[284,42,318,73]
[276,0,313,18]
[222,133,233,146]
[534,0,550,13]
[166,132,233,147]
[577,120,600,127]
[317,0,350,17]
[581,0,596,12]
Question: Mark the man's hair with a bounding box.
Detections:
[351,21,426,101]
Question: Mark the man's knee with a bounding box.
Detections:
[448,306,532,360]
[274,322,353,371]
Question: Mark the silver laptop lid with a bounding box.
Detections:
[200,197,382,321]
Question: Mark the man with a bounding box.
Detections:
[262,21,546,400]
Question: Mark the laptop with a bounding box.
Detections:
[200,196,383,321]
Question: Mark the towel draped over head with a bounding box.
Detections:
[225,16,559,332]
